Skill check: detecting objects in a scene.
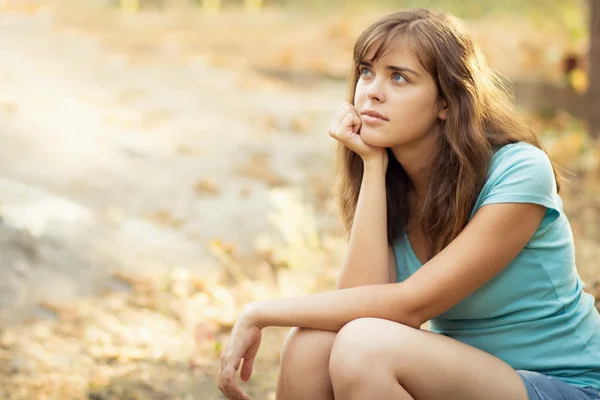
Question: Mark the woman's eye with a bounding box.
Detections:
[360,67,372,76]
[393,73,407,83]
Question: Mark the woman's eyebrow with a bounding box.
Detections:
[387,64,421,78]
[359,61,421,78]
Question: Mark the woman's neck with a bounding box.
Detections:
[390,129,440,200]
[406,165,430,201]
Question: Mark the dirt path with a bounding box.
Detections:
[0,5,351,398]
[0,6,344,323]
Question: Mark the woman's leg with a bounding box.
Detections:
[276,327,336,400]
[329,318,529,400]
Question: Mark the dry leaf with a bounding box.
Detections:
[2,102,17,114]
[147,209,184,229]
[176,144,195,155]
[37,300,77,320]
[239,185,252,197]
[208,239,247,284]
[111,271,150,290]
[290,114,312,134]
[141,109,172,129]
[194,178,220,196]
[209,238,237,256]
[254,113,279,131]
[235,152,287,187]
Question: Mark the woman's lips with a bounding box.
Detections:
[361,109,388,125]
[362,114,388,125]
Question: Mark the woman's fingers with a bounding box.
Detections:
[329,107,359,140]
[340,113,355,137]
[240,331,261,382]
[329,102,350,137]
[221,367,251,400]
[222,365,248,400]
[218,355,251,400]
[335,100,347,118]
[216,309,263,400]
[240,356,255,382]
[346,111,361,135]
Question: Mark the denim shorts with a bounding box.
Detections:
[517,370,600,400]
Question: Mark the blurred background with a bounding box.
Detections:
[0,0,599,399]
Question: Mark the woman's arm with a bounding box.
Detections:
[245,202,546,331]
[328,102,392,288]
[218,202,546,399]
[338,155,392,288]
[247,282,418,330]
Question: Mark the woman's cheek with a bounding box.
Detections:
[354,83,367,104]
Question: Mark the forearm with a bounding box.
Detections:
[247,282,421,331]
[337,156,390,288]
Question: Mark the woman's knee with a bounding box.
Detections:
[329,318,410,386]
[329,319,378,382]
[280,327,336,374]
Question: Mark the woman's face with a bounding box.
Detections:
[353,37,447,150]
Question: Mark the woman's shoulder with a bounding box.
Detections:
[468,141,561,223]
[475,140,560,219]
[488,141,553,179]
[491,141,550,165]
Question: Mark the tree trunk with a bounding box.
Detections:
[589,0,600,139]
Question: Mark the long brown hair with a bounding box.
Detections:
[336,9,561,259]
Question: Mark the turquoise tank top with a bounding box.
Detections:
[393,142,600,389]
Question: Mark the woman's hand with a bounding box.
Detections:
[217,306,263,400]
[328,101,388,165]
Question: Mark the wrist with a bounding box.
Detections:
[362,152,388,170]
[241,302,265,329]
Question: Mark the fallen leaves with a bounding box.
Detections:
[290,114,313,134]
[146,209,185,229]
[194,177,220,196]
[0,264,260,398]
[207,239,247,284]
[1,102,17,115]
[176,144,195,156]
[234,152,287,187]
[141,109,172,129]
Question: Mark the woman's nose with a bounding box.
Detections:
[366,79,385,102]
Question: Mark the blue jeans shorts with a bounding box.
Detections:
[517,370,600,400]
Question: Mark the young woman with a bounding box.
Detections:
[217,8,600,400]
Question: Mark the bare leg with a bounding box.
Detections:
[329,318,529,400]
[276,327,336,400]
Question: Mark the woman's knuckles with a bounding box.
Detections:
[329,106,361,143]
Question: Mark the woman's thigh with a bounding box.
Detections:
[516,370,600,400]
[330,318,529,400]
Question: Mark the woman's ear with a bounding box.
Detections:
[438,100,449,120]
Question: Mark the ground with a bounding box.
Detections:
[0,1,599,399]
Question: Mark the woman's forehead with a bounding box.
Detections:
[363,37,421,69]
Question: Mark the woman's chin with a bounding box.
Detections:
[359,128,387,148]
